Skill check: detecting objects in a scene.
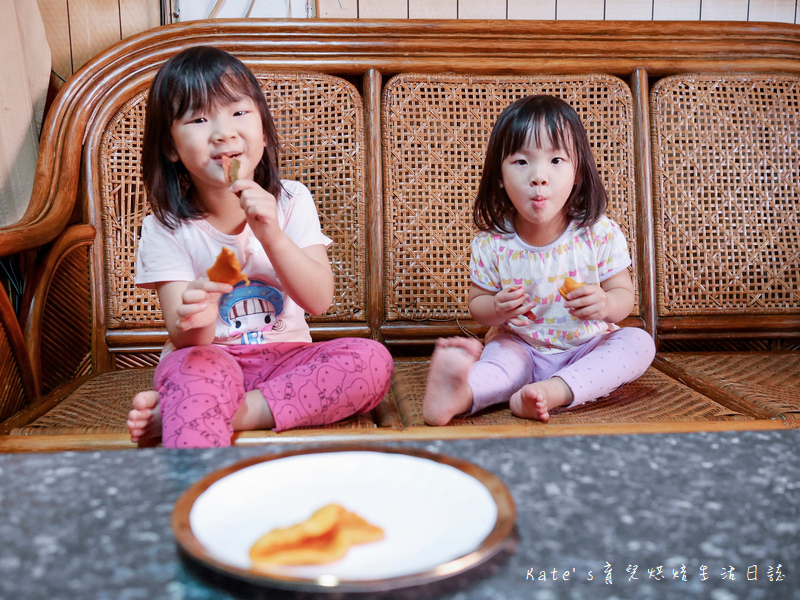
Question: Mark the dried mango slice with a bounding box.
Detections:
[222,156,241,183]
[250,504,384,567]
[206,247,249,286]
[558,277,585,300]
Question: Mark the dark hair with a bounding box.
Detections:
[473,94,607,233]
[142,46,282,228]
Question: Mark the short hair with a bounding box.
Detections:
[142,46,283,228]
[474,94,607,233]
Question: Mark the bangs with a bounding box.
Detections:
[500,108,575,160]
[169,69,258,120]
[144,46,284,229]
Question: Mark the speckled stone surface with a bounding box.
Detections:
[1,430,798,600]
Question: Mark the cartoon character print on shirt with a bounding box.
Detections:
[219,280,286,344]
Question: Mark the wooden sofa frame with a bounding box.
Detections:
[1,19,798,452]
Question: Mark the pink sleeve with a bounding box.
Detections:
[280,181,333,250]
[134,216,196,289]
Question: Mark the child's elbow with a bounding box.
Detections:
[307,287,334,316]
[307,301,332,316]
[607,291,635,323]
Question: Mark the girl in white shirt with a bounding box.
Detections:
[127,46,392,447]
[423,95,655,425]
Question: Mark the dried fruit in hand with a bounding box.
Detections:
[558,277,585,300]
[206,247,249,286]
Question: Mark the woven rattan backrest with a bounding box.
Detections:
[382,74,637,321]
[98,72,366,329]
[651,74,800,316]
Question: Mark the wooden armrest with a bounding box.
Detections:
[22,224,96,391]
[1,279,37,420]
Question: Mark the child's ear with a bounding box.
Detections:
[499,181,504,189]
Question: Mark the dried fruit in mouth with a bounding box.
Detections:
[222,156,240,183]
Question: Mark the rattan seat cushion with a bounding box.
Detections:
[12,368,378,435]
[658,353,800,420]
[12,369,155,435]
[391,361,750,428]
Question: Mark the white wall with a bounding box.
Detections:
[311,0,799,22]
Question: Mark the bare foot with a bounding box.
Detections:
[422,337,484,426]
[126,390,162,446]
[509,377,574,422]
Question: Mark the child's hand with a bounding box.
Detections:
[563,284,609,321]
[174,279,232,332]
[495,285,535,326]
[231,180,280,241]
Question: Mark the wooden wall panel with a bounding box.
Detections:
[120,0,161,39]
[37,0,71,81]
[37,0,161,79]
[67,0,122,71]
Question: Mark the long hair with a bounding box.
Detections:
[142,46,282,229]
[473,94,607,233]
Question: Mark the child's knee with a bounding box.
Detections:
[155,345,240,386]
[626,327,656,362]
[154,346,245,417]
[611,327,656,378]
[367,340,394,389]
[348,339,393,412]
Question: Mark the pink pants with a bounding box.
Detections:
[469,327,656,414]
[153,338,393,448]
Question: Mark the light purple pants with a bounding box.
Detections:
[469,327,656,414]
[153,338,393,448]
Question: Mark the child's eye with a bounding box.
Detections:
[552,157,565,164]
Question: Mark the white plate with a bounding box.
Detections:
[172,447,516,592]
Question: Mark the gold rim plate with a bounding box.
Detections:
[171,446,516,593]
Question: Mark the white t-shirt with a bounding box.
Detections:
[135,180,332,351]
[470,217,632,353]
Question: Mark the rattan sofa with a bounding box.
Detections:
[1,20,798,451]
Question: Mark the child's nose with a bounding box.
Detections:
[529,166,547,186]
[212,117,236,141]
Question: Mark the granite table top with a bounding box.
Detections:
[1,429,798,600]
